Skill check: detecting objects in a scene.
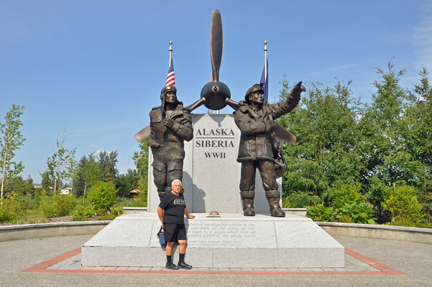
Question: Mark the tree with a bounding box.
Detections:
[405,67,432,221]
[277,79,364,201]
[81,153,100,203]
[116,169,139,197]
[0,105,26,206]
[97,151,118,182]
[359,60,415,212]
[406,67,432,195]
[44,134,77,194]
[133,139,149,180]
[132,139,149,194]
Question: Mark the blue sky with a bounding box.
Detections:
[1,0,431,183]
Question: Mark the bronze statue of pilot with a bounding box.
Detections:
[148,85,193,199]
[234,82,305,217]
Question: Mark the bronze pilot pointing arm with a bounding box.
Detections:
[234,82,305,217]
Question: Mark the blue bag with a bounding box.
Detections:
[157,226,166,246]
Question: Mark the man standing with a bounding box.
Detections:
[149,85,193,200]
[157,179,195,270]
[234,82,305,217]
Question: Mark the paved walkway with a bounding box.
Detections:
[37,248,384,273]
[0,234,431,286]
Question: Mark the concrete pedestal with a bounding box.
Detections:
[82,212,345,268]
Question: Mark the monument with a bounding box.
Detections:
[82,9,345,268]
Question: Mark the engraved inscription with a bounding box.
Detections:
[188,222,257,247]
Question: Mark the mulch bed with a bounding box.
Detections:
[0,216,102,226]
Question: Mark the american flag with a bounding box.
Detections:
[166,57,175,86]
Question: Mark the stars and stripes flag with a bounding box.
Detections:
[166,57,175,86]
[260,57,269,101]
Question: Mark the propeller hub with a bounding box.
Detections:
[201,81,231,110]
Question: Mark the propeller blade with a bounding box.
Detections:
[134,125,151,142]
[185,98,206,112]
[274,122,296,144]
[210,9,223,82]
[225,98,239,110]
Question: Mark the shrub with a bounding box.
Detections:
[306,204,335,222]
[282,200,291,208]
[40,195,77,218]
[335,203,376,224]
[0,192,23,223]
[284,191,322,208]
[386,218,432,229]
[330,184,366,209]
[88,182,117,215]
[382,186,425,224]
[133,190,147,207]
[72,204,95,221]
[98,207,125,220]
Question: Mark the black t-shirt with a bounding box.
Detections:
[159,192,186,224]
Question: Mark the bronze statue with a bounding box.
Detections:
[234,82,305,217]
[134,10,305,215]
[148,85,193,199]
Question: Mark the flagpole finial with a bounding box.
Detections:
[169,41,173,51]
[264,40,267,51]
[264,40,267,44]
[169,41,173,44]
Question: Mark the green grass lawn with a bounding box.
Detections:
[18,209,45,223]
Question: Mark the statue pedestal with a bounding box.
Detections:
[82,212,344,268]
[148,114,282,214]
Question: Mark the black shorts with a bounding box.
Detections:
[164,223,187,242]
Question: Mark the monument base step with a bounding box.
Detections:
[82,212,345,268]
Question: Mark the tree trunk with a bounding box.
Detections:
[83,182,87,204]
[1,147,8,207]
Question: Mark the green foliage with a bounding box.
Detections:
[0,192,23,223]
[278,61,432,220]
[40,195,77,218]
[278,79,365,198]
[72,204,95,221]
[338,214,355,223]
[2,175,35,197]
[133,139,149,180]
[73,151,118,200]
[1,105,26,205]
[283,191,321,208]
[329,184,366,209]
[133,189,147,207]
[98,151,119,182]
[306,204,335,222]
[98,207,125,220]
[44,135,77,194]
[282,201,291,208]
[87,181,117,215]
[358,60,419,214]
[382,186,425,223]
[386,218,432,229]
[116,169,139,197]
[335,203,376,224]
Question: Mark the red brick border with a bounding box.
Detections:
[22,247,405,275]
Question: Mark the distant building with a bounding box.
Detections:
[61,187,73,195]
[129,189,143,199]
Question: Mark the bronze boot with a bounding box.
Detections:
[268,197,285,217]
[242,198,256,216]
[241,190,255,216]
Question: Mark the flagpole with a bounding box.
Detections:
[169,41,173,70]
[264,40,267,85]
